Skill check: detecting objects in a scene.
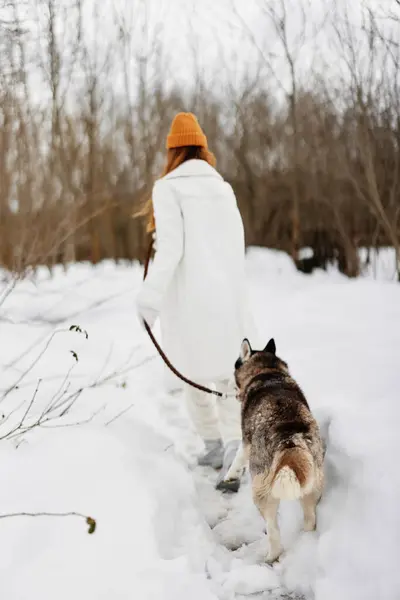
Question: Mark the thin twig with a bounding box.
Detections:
[3,329,53,372]
[0,511,86,520]
[20,379,42,424]
[1,329,70,403]
[29,288,133,326]
[0,275,20,308]
[0,512,96,534]
[41,405,106,429]
[0,380,42,440]
[105,402,135,426]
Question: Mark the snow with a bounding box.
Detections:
[0,248,399,599]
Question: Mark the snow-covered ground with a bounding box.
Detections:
[0,248,399,600]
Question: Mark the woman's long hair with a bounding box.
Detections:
[137,145,216,233]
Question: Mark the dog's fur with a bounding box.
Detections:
[224,338,324,563]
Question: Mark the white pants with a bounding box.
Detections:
[184,379,241,445]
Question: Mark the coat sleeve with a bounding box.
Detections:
[136,179,184,318]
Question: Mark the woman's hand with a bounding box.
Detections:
[136,302,158,330]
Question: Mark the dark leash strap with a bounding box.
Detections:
[142,238,224,397]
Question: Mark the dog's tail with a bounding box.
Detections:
[270,448,314,501]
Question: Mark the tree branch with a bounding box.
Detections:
[0,511,96,534]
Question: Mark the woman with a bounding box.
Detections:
[136,113,254,492]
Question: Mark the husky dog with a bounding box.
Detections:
[224,338,324,563]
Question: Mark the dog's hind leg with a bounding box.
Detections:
[301,489,321,532]
[258,495,283,564]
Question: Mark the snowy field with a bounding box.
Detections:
[0,248,399,600]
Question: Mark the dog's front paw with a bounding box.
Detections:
[266,545,283,565]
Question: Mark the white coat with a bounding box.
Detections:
[136,159,255,383]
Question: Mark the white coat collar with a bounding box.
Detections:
[163,159,223,180]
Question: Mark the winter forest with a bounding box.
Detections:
[2,0,400,277]
[1,2,400,600]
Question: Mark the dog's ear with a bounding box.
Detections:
[264,338,276,354]
[240,338,252,362]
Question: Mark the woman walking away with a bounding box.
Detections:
[136,113,254,492]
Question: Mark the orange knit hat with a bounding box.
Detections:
[166,112,208,149]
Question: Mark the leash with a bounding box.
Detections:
[142,238,229,398]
